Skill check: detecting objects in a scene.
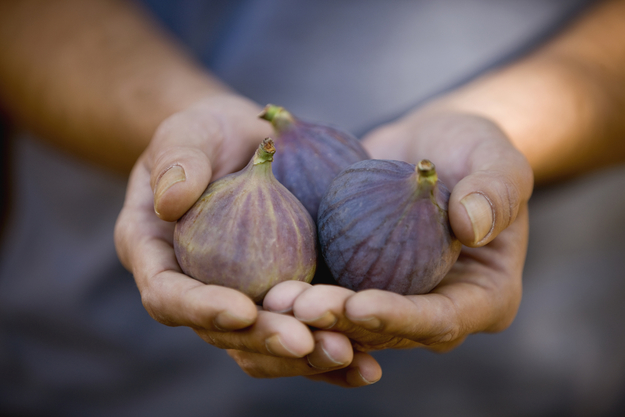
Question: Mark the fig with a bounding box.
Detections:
[318,159,461,295]
[259,104,369,222]
[173,138,317,303]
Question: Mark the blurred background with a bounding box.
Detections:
[1,0,624,416]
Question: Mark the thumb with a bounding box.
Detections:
[149,109,220,222]
[448,136,534,247]
[148,97,272,222]
[152,150,212,222]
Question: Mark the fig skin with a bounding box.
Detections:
[173,138,317,303]
[259,104,370,223]
[318,159,462,295]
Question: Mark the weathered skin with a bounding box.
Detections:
[259,104,369,223]
[174,139,317,303]
[318,159,461,295]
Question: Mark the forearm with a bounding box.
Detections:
[432,0,625,183]
[0,0,229,174]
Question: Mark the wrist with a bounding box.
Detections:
[425,56,601,183]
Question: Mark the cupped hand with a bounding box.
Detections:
[114,94,380,386]
[264,110,533,354]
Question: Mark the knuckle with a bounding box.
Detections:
[503,178,519,226]
[421,323,462,346]
[492,157,533,229]
[437,324,462,344]
[487,278,522,333]
[489,318,514,333]
[113,218,130,270]
[489,173,519,229]
[487,303,521,333]
[228,350,274,379]
[427,336,467,353]
[140,288,174,327]
[150,111,224,169]
[199,331,230,350]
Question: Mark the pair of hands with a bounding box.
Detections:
[114,93,533,387]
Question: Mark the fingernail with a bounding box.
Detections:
[154,165,186,208]
[460,193,494,244]
[349,316,381,331]
[357,369,378,385]
[268,306,293,315]
[307,343,346,370]
[346,367,379,386]
[265,334,300,358]
[214,311,254,331]
[296,311,337,329]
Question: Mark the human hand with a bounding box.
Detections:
[114,94,380,386]
[264,110,533,354]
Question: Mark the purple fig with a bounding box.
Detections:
[173,138,317,303]
[318,159,461,295]
[259,104,369,222]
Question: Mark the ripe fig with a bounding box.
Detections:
[259,104,369,222]
[173,138,317,303]
[318,159,461,295]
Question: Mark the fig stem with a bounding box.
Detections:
[259,104,295,131]
[253,138,276,165]
[416,159,438,186]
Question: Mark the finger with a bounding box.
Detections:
[114,160,154,271]
[292,285,417,350]
[414,113,533,247]
[343,271,514,346]
[141,271,260,330]
[225,330,351,377]
[263,280,312,314]
[344,207,527,345]
[292,284,353,329]
[306,352,383,387]
[148,108,219,222]
[363,113,533,247]
[148,97,270,222]
[424,336,467,353]
[344,289,465,346]
[227,349,312,378]
[306,331,354,370]
[229,347,381,387]
[197,310,315,358]
[448,132,533,246]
